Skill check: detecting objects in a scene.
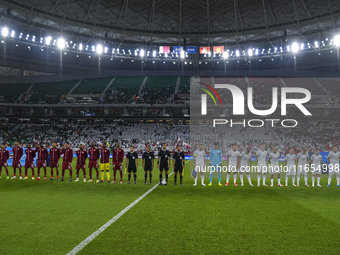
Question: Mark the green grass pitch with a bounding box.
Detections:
[0,159,339,254]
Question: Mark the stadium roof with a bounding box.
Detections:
[1,0,340,45]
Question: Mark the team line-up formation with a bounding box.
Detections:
[1,141,340,187]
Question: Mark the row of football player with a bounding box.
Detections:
[0,141,185,185]
[192,143,340,188]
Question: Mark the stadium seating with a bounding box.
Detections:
[105,76,144,104]
[73,77,113,94]
[29,80,80,104]
[177,76,191,94]
[282,78,326,95]
[141,76,177,104]
[317,79,340,97]
[0,83,30,103]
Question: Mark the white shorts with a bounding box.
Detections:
[228,164,238,172]
[297,165,308,175]
[195,165,205,173]
[286,165,296,175]
[240,165,251,173]
[269,165,280,174]
[329,163,340,175]
[257,163,268,173]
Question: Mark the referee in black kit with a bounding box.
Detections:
[157,143,171,185]
[142,145,154,185]
[173,144,185,186]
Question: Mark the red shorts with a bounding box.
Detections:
[113,162,122,171]
[25,161,34,169]
[50,161,59,169]
[37,160,46,168]
[12,160,21,169]
[76,164,86,170]
[88,160,98,169]
[0,161,8,168]
[62,161,72,170]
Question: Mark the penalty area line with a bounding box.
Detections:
[66,170,178,255]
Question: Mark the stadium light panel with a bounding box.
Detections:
[180,51,185,58]
[140,50,145,57]
[291,43,299,53]
[236,50,240,57]
[153,50,156,57]
[255,49,259,55]
[334,35,340,46]
[57,38,65,49]
[222,51,228,59]
[1,27,9,37]
[104,47,108,53]
[300,43,304,50]
[11,30,15,37]
[248,49,253,57]
[96,44,103,54]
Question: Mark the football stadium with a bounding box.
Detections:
[1,0,340,254]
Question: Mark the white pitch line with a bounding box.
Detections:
[66,163,187,255]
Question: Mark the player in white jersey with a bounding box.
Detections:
[268,146,283,187]
[238,148,253,186]
[193,144,206,186]
[255,143,268,186]
[284,148,297,186]
[310,148,322,187]
[327,145,340,187]
[296,147,309,187]
[226,143,240,186]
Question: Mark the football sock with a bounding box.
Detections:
[174,175,177,183]
[83,169,86,179]
[149,173,152,182]
[96,169,99,180]
[285,175,289,185]
[120,170,123,181]
[317,176,320,185]
[89,169,92,179]
[262,175,266,185]
[134,174,137,182]
[292,176,295,185]
[77,170,79,178]
[145,172,147,182]
[218,172,221,183]
[165,173,168,182]
[209,172,213,183]
[106,171,110,181]
[240,173,244,185]
[226,173,230,183]
[328,175,332,185]
[113,170,117,181]
[257,175,260,186]
[128,174,131,181]
[304,175,308,185]
[101,170,104,180]
[159,174,162,183]
[271,178,273,185]
[62,170,65,179]
[297,175,300,184]
[278,178,281,185]
[337,176,340,185]
[312,175,315,185]
[69,169,73,179]
[37,169,40,178]
[44,168,46,177]
[180,175,183,184]
[247,174,251,184]
[233,174,237,184]
[194,175,197,185]
[201,175,204,185]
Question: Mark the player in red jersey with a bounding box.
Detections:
[49,141,61,181]
[61,142,73,181]
[99,143,110,183]
[75,143,87,182]
[88,141,100,183]
[24,143,36,180]
[11,140,23,179]
[112,142,124,184]
[35,143,48,180]
[0,143,9,179]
